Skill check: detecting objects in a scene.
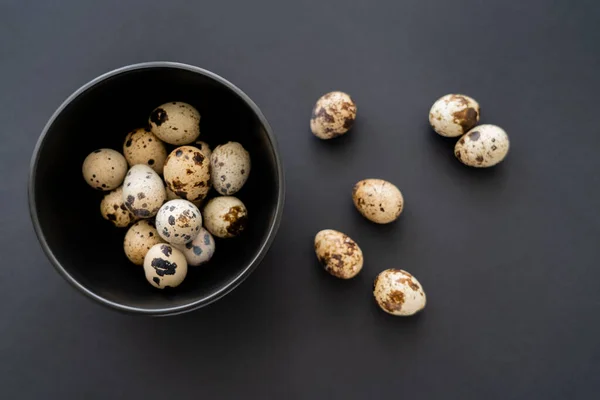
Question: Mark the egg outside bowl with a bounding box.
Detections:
[29,62,285,316]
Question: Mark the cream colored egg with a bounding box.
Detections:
[210,142,251,195]
[143,243,188,289]
[203,196,248,238]
[352,179,404,224]
[455,124,510,167]
[163,146,211,203]
[123,127,167,174]
[174,227,215,267]
[149,102,200,145]
[155,199,202,245]
[314,229,363,279]
[122,164,166,218]
[100,186,135,228]
[310,91,357,139]
[429,94,480,137]
[82,148,128,191]
[194,140,212,159]
[123,220,164,265]
[373,269,426,316]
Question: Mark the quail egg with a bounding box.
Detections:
[203,196,248,238]
[149,102,200,145]
[163,146,211,203]
[373,269,426,316]
[122,164,166,218]
[82,148,128,191]
[210,141,251,195]
[174,227,215,266]
[100,186,135,228]
[155,199,202,245]
[194,140,212,159]
[429,94,480,137]
[454,124,510,167]
[123,220,164,265]
[352,179,404,224]
[314,229,363,279]
[310,91,357,139]
[143,243,188,289]
[123,127,167,174]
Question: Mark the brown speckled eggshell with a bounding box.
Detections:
[163,146,211,204]
[149,102,200,145]
[310,91,357,139]
[123,220,164,265]
[314,229,363,279]
[429,94,480,137]
[143,243,188,289]
[210,142,251,195]
[455,124,510,168]
[203,196,248,238]
[122,164,166,219]
[123,127,167,174]
[352,179,404,224]
[82,148,128,191]
[373,269,426,316]
[100,186,136,228]
[155,199,202,245]
[194,140,212,159]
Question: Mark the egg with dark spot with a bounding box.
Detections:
[210,142,250,195]
[310,91,357,139]
[149,102,200,145]
[122,164,166,218]
[174,227,215,266]
[100,186,135,228]
[123,127,167,174]
[373,269,426,316]
[82,148,128,190]
[155,199,202,245]
[143,243,188,289]
[123,220,164,265]
[163,145,211,203]
[429,94,480,137]
[314,229,363,279]
[352,179,404,224]
[454,124,510,167]
[203,196,247,238]
[194,140,212,159]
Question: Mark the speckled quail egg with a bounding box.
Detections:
[455,124,510,168]
[163,146,211,203]
[210,142,251,195]
[352,179,404,224]
[155,199,202,245]
[429,94,480,137]
[122,164,166,218]
[314,229,363,279]
[174,227,215,266]
[373,269,426,316]
[123,127,167,174]
[123,220,164,265]
[310,91,357,139]
[194,140,212,159]
[149,102,200,145]
[203,196,248,238]
[143,243,188,289]
[100,186,135,228]
[82,148,128,191]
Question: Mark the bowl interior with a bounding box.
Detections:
[31,65,282,314]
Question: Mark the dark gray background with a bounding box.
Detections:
[2,0,599,398]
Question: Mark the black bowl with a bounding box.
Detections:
[29,62,285,316]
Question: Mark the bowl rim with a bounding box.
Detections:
[28,61,285,316]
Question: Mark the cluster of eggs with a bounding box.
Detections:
[82,102,251,289]
[309,91,510,316]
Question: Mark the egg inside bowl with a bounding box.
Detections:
[29,62,285,316]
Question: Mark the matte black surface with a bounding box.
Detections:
[30,63,284,315]
[1,0,599,398]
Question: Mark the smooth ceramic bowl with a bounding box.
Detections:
[29,62,285,316]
